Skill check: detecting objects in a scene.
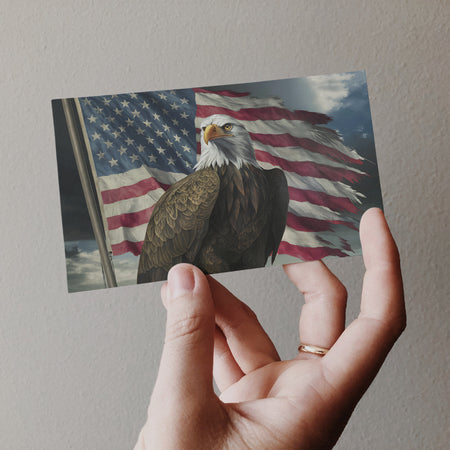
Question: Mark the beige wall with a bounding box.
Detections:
[1,1,448,448]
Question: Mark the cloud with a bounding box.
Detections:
[303,73,356,114]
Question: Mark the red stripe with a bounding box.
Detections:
[287,213,358,232]
[250,133,362,165]
[101,178,170,204]
[111,240,143,256]
[255,149,363,183]
[288,187,359,213]
[193,88,249,97]
[196,104,331,124]
[278,241,348,260]
[107,206,155,230]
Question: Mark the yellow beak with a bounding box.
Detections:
[203,124,233,145]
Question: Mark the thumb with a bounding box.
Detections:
[153,264,215,400]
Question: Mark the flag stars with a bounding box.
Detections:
[109,158,118,167]
[130,93,138,99]
[172,119,179,126]
[126,118,134,126]
[157,147,166,154]
[141,101,150,109]
[146,136,154,144]
[125,137,135,146]
[112,130,121,138]
[137,144,145,152]
[143,120,152,128]
[158,93,168,100]
[131,109,141,118]
[103,98,112,105]
[118,146,127,155]
[105,140,113,149]
[182,145,190,152]
[162,108,169,115]
[121,100,130,108]
[180,112,189,119]
[94,106,103,114]
[162,124,170,132]
[173,134,181,143]
[167,157,175,165]
[130,154,139,162]
[170,102,180,110]
[180,98,189,104]
[165,139,173,147]
[83,98,92,105]
[92,132,101,140]
[155,130,164,137]
[100,123,110,132]
[153,113,160,121]
[148,154,157,162]
[136,127,145,135]
[88,115,96,123]
[181,128,189,136]
[114,108,123,115]
[97,151,105,159]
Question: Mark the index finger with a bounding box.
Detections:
[322,208,406,399]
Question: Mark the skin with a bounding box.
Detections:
[134,208,406,449]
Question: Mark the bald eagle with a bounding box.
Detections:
[137,114,289,283]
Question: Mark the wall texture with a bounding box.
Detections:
[1,1,448,448]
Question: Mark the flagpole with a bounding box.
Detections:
[61,98,118,288]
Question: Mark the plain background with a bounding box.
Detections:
[1,1,448,449]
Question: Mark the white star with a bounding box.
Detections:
[83,98,92,105]
[172,119,179,126]
[141,101,150,109]
[153,113,160,121]
[162,108,169,115]
[170,102,180,110]
[137,144,145,152]
[182,145,190,152]
[143,120,152,128]
[94,106,103,114]
[146,136,154,144]
[162,124,170,132]
[180,112,189,119]
[173,134,181,142]
[112,130,121,138]
[131,109,140,118]
[106,116,115,123]
[165,139,173,147]
[158,93,167,100]
[118,146,127,155]
[157,147,166,154]
[151,97,158,104]
[92,132,101,140]
[105,140,113,149]
[148,154,157,162]
[130,154,139,162]
[100,123,110,132]
[119,126,125,132]
[109,158,118,167]
[88,115,96,123]
[136,127,145,135]
[181,128,189,136]
[114,108,122,115]
[97,151,105,159]
[103,97,112,105]
[130,93,138,99]
[126,118,134,126]
[180,98,189,104]
[167,157,175,165]
[121,100,130,108]
[169,90,176,95]
[125,137,134,146]
[155,130,163,137]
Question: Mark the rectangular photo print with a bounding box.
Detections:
[52,72,382,292]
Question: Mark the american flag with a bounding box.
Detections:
[76,86,365,262]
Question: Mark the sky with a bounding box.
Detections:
[53,71,381,293]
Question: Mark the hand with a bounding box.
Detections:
[134,208,405,449]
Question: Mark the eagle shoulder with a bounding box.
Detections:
[137,168,220,282]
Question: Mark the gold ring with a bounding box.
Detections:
[298,343,329,356]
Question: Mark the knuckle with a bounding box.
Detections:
[165,313,210,344]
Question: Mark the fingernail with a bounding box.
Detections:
[168,265,195,299]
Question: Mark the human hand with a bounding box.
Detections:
[134,208,405,449]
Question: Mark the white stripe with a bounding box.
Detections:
[109,223,148,245]
[195,92,286,111]
[282,227,327,248]
[97,165,186,191]
[288,202,348,223]
[103,189,164,218]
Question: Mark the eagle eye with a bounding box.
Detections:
[223,124,233,132]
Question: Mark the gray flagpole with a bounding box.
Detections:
[61,98,118,288]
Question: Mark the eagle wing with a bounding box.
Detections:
[264,168,289,263]
[137,168,220,283]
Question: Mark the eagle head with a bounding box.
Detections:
[195,114,260,170]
